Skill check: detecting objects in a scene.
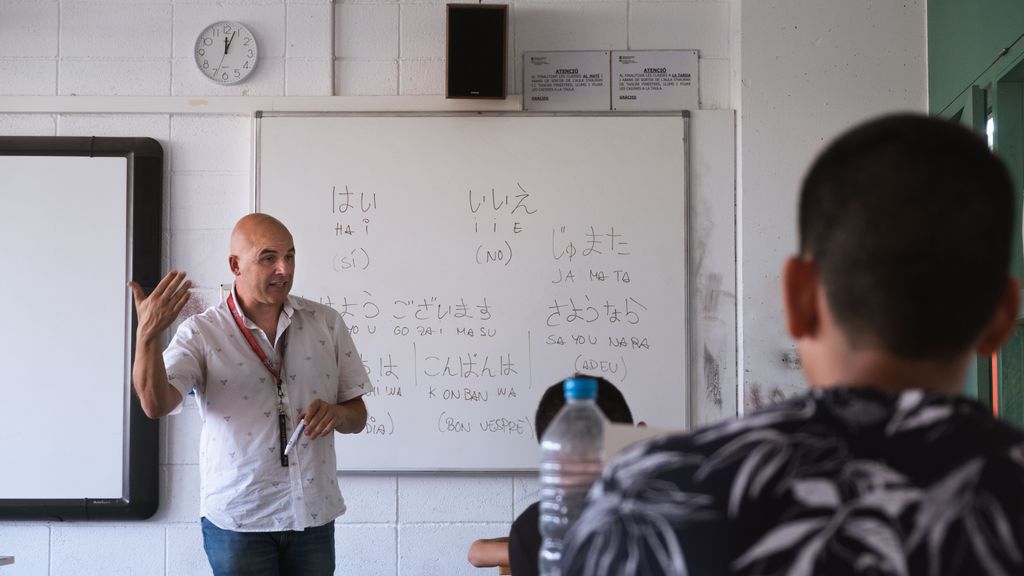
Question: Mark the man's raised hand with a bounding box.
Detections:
[128,270,192,343]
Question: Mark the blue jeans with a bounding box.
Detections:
[201,517,336,576]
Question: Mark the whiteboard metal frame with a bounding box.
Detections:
[251,111,693,471]
[0,136,163,519]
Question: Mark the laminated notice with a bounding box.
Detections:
[524,51,610,111]
[612,50,698,111]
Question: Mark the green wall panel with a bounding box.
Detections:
[999,322,1024,426]
[930,10,1024,416]
[928,0,1024,114]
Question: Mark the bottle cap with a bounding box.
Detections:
[564,377,597,400]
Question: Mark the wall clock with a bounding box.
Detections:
[194,21,258,85]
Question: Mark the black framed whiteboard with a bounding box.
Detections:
[0,137,162,520]
[255,113,690,471]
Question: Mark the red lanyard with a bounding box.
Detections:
[227,293,284,388]
[227,292,291,467]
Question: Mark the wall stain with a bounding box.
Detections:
[780,349,801,369]
[703,345,723,408]
[747,382,786,412]
[702,273,722,319]
[748,382,763,412]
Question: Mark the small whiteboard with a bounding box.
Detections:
[0,137,162,519]
[255,113,688,471]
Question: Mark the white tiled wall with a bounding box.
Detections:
[0,0,928,573]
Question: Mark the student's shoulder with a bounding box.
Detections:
[512,501,539,529]
[954,397,1024,465]
[599,394,825,489]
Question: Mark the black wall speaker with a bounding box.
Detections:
[446,4,508,99]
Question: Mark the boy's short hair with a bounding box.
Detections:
[534,375,634,440]
[799,113,1014,358]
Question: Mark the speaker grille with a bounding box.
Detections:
[446,4,508,98]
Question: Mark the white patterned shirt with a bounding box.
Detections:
[164,288,372,532]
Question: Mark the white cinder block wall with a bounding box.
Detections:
[737,0,928,410]
[0,0,926,574]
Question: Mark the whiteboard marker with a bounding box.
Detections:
[283,419,306,456]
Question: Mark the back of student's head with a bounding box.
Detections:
[799,113,1014,359]
[534,375,634,440]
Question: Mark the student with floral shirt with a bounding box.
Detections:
[563,114,1024,576]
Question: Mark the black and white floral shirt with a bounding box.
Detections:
[563,388,1024,576]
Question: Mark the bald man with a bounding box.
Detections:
[130,213,371,576]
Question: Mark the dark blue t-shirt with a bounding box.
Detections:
[508,501,540,576]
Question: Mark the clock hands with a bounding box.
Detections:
[213,31,237,77]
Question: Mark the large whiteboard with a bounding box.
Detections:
[2,156,127,497]
[256,114,688,471]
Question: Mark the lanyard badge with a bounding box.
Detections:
[227,293,291,467]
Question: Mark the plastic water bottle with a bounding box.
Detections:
[538,377,606,576]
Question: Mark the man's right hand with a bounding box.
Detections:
[128,270,192,343]
[129,270,189,419]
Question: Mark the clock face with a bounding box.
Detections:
[194,21,258,85]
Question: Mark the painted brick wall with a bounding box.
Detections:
[0,1,732,574]
[738,0,927,410]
